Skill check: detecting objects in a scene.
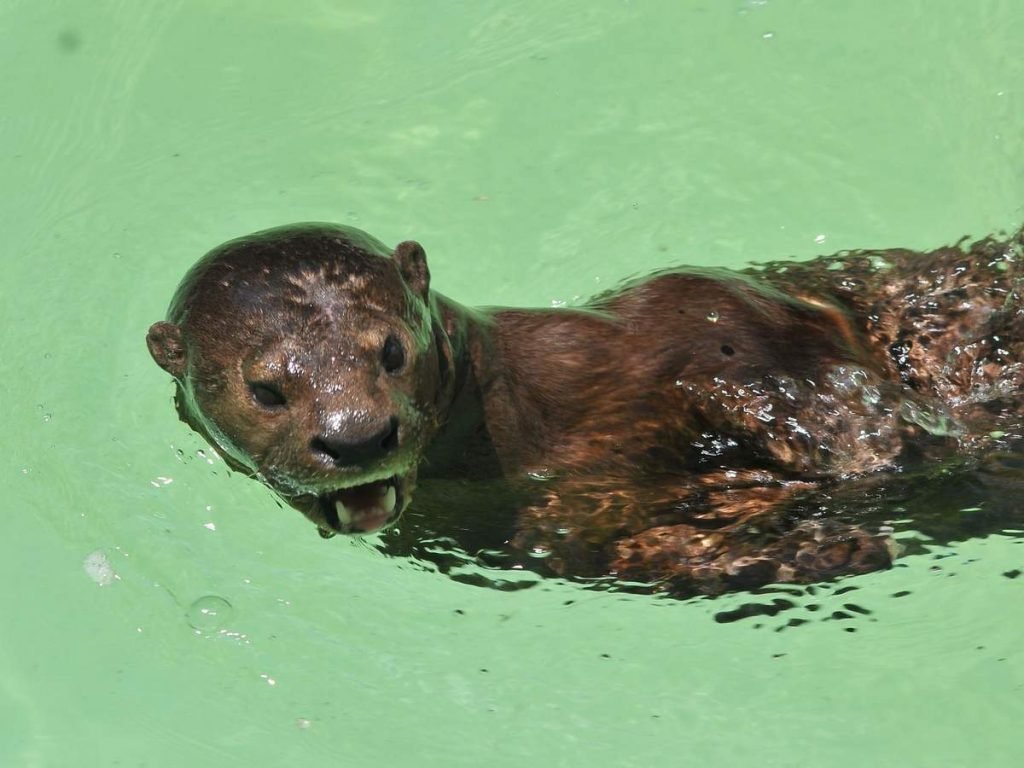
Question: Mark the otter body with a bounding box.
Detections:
[148,224,1024,595]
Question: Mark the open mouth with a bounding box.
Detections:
[315,475,403,537]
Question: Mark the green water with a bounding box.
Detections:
[3,1,1024,765]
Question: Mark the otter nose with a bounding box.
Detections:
[310,416,400,467]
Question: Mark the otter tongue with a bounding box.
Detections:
[334,481,397,529]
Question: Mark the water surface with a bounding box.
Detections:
[2,1,1023,765]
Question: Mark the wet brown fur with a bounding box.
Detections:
[148,223,1024,596]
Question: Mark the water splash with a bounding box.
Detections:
[899,400,964,437]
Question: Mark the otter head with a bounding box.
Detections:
[147,223,455,538]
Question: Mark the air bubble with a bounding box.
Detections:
[83,550,118,586]
[187,595,233,633]
[706,311,720,323]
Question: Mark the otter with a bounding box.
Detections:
[147,223,1024,595]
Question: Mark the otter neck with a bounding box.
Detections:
[419,294,499,478]
[425,294,620,479]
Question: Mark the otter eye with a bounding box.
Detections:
[248,382,286,408]
[382,334,406,373]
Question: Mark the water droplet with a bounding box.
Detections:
[826,365,869,394]
[187,595,233,633]
[296,718,312,730]
[706,310,720,323]
[861,385,882,406]
[814,234,826,244]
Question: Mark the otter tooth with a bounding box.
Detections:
[383,486,397,513]
[334,499,352,526]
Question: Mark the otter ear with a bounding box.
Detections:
[147,321,187,378]
[394,240,430,299]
